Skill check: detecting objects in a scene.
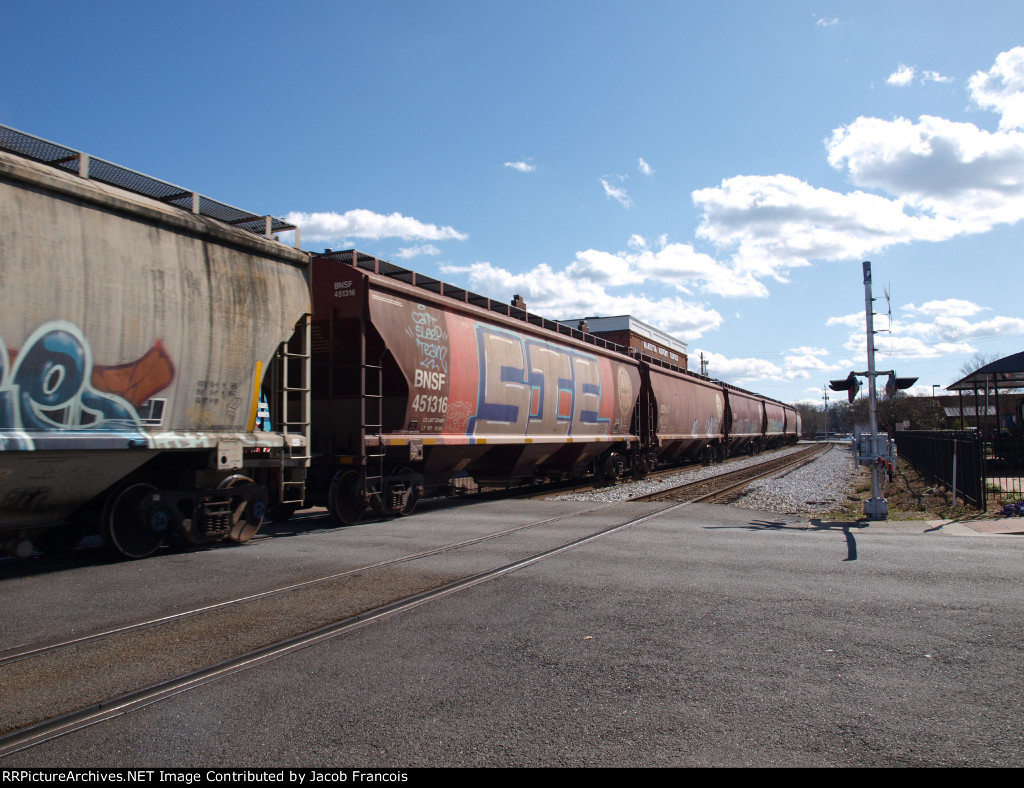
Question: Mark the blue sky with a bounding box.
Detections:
[3,1,1022,405]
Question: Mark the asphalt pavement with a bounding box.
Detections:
[3,501,1022,768]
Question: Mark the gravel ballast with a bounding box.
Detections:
[554,443,859,515]
[732,444,858,514]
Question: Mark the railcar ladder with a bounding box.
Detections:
[275,315,311,506]
[361,360,385,496]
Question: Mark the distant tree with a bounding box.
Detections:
[958,352,1000,380]
[795,403,824,437]
[828,401,855,433]
[956,351,1019,392]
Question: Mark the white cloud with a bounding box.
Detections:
[815,17,839,27]
[887,64,916,87]
[504,160,536,173]
[693,350,784,383]
[902,299,988,318]
[439,259,723,341]
[832,302,1024,365]
[632,242,769,298]
[566,249,632,283]
[968,46,1024,130]
[887,64,952,86]
[285,209,468,243]
[844,332,976,359]
[558,236,768,299]
[928,314,1024,342]
[922,70,953,85]
[691,345,845,385]
[638,157,654,176]
[693,173,959,277]
[394,244,441,260]
[784,349,845,379]
[689,48,1024,294]
[600,176,633,208]
[826,115,1024,231]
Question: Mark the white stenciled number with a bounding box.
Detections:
[412,394,448,414]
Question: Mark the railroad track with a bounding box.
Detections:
[528,445,809,501]
[1,445,834,756]
[0,498,685,757]
[629,443,831,503]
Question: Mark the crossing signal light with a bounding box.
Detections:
[884,373,918,398]
[829,372,861,403]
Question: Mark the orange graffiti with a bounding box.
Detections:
[92,341,175,407]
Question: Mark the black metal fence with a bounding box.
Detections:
[893,431,986,510]
[987,436,1024,513]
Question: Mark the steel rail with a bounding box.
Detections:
[528,445,806,500]
[0,498,690,758]
[629,444,831,503]
[0,501,618,668]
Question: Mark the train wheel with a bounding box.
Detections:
[102,482,164,559]
[219,475,266,544]
[329,470,366,526]
[393,467,420,517]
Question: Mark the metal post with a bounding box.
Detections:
[952,438,958,505]
[862,261,888,520]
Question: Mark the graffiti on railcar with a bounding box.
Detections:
[467,325,611,437]
[707,393,725,436]
[0,321,173,450]
[406,304,449,374]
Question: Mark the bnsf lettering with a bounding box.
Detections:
[414,369,447,390]
[333,280,356,297]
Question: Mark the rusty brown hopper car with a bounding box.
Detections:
[309,251,642,523]
[783,404,801,446]
[641,361,726,465]
[723,386,767,455]
[765,400,787,449]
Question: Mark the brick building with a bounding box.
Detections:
[557,315,688,370]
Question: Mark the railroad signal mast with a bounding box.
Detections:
[828,261,917,520]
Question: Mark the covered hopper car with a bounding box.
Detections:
[0,126,310,558]
[0,126,799,559]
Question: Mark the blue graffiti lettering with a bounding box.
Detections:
[469,325,610,436]
[0,321,148,451]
